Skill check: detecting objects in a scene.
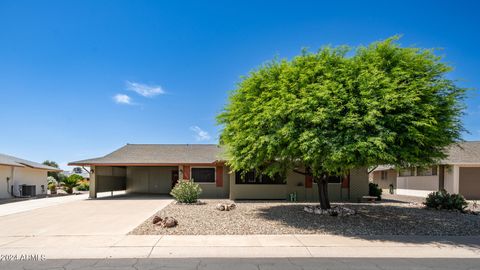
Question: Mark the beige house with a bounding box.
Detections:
[0,153,61,198]
[69,144,369,201]
[370,141,480,199]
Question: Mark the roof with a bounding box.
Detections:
[69,144,226,166]
[0,153,62,171]
[441,141,480,165]
[372,141,480,170]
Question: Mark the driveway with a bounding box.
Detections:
[0,194,172,236]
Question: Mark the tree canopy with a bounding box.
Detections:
[217,37,465,208]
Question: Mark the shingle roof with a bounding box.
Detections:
[441,141,480,165]
[0,153,62,171]
[68,144,226,166]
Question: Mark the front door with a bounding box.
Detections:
[171,170,179,189]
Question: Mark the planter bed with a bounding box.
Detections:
[130,199,480,236]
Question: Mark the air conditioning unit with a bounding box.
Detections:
[20,185,36,197]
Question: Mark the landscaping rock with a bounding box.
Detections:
[152,216,178,228]
[216,202,236,211]
[152,215,162,224]
[304,205,356,217]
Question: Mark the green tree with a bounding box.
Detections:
[42,160,61,180]
[217,37,465,209]
[61,174,83,194]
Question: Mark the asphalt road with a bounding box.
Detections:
[1,258,479,270]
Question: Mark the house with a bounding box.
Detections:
[69,144,369,201]
[0,153,62,198]
[370,141,480,199]
[62,168,90,181]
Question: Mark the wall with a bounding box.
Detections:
[396,174,438,197]
[444,165,455,193]
[95,166,127,193]
[0,166,12,198]
[228,168,367,201]
[370,169,397,190]
[126,166,176,194]
[0,166,48,197]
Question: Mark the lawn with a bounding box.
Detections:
[130,199,480,236]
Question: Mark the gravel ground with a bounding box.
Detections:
[130,200,480,236]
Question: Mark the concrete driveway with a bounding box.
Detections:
[0,194,172,236]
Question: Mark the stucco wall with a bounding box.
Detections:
[0,166,12,198]
[126,166,176,194]
[197,166,230,198]
[444,165,455,193]
[0,166,48,198]
[370,169,397,189]
[95,166,127,193]
[228,168,366,201]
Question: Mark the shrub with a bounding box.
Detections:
[61,174,83,194]
[424,190,468,212]
[369,182,382,200]
[47,176,57,185]
[48,182,57,194]
[77,181,90,191]
[170,180,202,203]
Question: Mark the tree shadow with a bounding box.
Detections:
[254,202,480,248]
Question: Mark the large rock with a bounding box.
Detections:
[152,216,178,228]
[216,203,236,211]
[304,205,356,217]
[152,215,162,224]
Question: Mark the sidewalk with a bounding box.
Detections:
[0,234,478,259]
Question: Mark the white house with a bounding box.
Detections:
[370,141,480,199]
[0,153,61,198]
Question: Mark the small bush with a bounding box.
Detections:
[170,180,202,203]
[424,190,468,212]
[369,182,382,200]
[77,181,90,191]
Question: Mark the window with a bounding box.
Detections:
[191,168,215,183]
[417,166,438,176]
[399,168,415,177]
[235,170,286,185]
[380,171,388,180]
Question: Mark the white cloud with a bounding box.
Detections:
[190,126,211,141]
[126,81,165,97]
[113,94,133,105]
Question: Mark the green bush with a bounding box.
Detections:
[424,190,468,212]
[77,181,90,191]
[369,183,382,200]
[170,180,202,203]
[61,174,83,194]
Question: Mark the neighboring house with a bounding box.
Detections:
[69,144,369,201]
[371,141,480,199]
[62,169,90,180]
[0,153,62,198]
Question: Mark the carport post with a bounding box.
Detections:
[89,165,97,199]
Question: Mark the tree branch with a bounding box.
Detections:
[367,166,378,174]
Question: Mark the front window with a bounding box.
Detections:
[399,167,415,177]
[235,170,286,185]
[417,166,437,176]
[381,171,388,180]
[191,168,215,183]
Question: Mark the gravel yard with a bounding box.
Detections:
[130,200,480,236]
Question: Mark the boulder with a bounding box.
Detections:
[216,203,236,211]
[163,217,178,228]
[152,215,162,224]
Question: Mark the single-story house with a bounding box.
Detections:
[370,141,480,199]
[0,153,62,198]
[69,144,369,201]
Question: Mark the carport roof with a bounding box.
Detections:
[0,153,62,171]
[441,141,480,165]
[68,144,226,166]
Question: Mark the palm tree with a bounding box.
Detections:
[61,175,83,194]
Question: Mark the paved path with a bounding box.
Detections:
[0,234,478,259]
[0,194,172,236]
[1,258,479,270]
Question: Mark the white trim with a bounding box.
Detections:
[190,166,216,184]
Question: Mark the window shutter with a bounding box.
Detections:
[216,166,223,187]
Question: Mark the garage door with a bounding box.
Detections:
[459,167,480,200]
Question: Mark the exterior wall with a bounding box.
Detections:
[0,165,13,198]
[459,167,480,200]
[126,166,176,194]
[370,169,397,190]
[0,166,48,198]
[95,166,126,193]
[444,165,455,193]
[229,167,368,201]
[396,174,439,197]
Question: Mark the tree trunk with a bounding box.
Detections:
[315,175,331,209]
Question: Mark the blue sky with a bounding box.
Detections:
[0,0,479,170]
